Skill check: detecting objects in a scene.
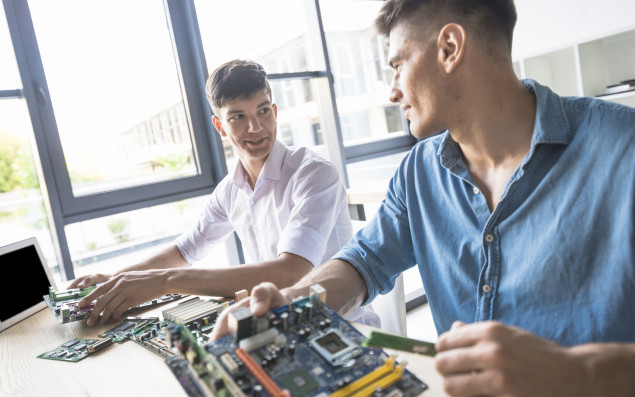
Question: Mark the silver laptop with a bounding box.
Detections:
[0,237,58,332]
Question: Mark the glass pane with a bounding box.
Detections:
[346,150,409,188]
[28,0,197,196]
[0,3,22,89]
[320,0,408,145]
[65,196,230,278]
[195,0,317,74]
[0,99,60,283]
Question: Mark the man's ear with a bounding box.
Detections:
[272,103,278,118]
[212,115,226,137]
[437,23,466,74]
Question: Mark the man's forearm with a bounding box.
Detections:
[281,258,368,317]
[115,244,189,275]
[165,252,314,297]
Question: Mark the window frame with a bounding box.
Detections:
[2,0,420,309]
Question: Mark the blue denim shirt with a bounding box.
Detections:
[336,80,635,346]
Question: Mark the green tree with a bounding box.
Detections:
[0,131,38,193]
[155,152,191,171]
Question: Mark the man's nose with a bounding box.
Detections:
[248,116,262,133]
[389,76,402,103]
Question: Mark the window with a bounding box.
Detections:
[320,0,410,146]
[0,3,58,282]
[194,0,330,173]
[28,0,198,196]
[195,0,318,74]
[3,0,416,283]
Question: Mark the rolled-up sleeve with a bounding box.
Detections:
[176,180,235,263]
[334,161,416,304]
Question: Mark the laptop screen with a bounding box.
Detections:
[0,238,57,331]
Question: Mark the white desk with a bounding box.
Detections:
[0,300,447,397]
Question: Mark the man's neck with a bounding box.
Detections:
[240,158,267,190]
[454,78,537,211]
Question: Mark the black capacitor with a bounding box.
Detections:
[294,307,303,323]
[305,302,313,319]
[281,312,289,330]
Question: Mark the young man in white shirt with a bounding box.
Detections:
[71,59,376,327]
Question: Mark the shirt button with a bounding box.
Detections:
[482,284,492,293]
[485,234,494,243]
[473,187,480,195]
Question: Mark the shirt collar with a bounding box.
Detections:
[232,139,285,189]
[438,79,572,169]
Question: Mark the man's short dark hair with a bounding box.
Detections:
[375,0,517,51]
[206,59,272,115]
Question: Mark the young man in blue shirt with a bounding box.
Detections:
[213,1,635,395]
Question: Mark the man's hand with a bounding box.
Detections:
[434,321,587,397]
[67,273,112,289]
[77,270,169,326]
[210,282,290,340]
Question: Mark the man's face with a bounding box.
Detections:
[213,89,278,167]
[387,24,447,139]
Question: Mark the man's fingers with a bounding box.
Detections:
[82,282,115,326]
[211,282,291,341]
[436,321,507,352]
[442,368,499,397]
[435,347,483,375]
[250,282,287,317]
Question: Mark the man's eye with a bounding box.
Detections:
[230,114,243,121]
[260,108,270,114]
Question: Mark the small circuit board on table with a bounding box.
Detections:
[164,284,428,397]
[43,286,185,323]
[37,296,230,362]
[37,337,114,362]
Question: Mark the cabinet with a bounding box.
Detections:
[513,27,635,109]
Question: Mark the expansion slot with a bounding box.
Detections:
[330,357,397,397]
[234,348,290,397]
[48,286,95,301]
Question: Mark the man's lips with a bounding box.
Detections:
[245,137,267,145]
[402,105,411,118]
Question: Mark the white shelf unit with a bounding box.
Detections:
[514,27,635,109]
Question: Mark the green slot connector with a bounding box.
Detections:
[49,286,96,301]
[362,331,437,357]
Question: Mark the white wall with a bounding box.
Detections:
[513,0,635,59]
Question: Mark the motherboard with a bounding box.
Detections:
[38,296,228,362]
[43,286,185,323]
[164,285,428,397]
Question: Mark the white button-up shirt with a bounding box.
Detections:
[176,140,352,267]
[176,140,379,326]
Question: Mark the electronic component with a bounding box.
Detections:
[37,337,114,362]
[99,317,161,342]
[164,284,428,397]
[235,289,248,302]
[162,296,228,338]
[363,331,437,357]
[37,297,228,363]
[43,286,186,324]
